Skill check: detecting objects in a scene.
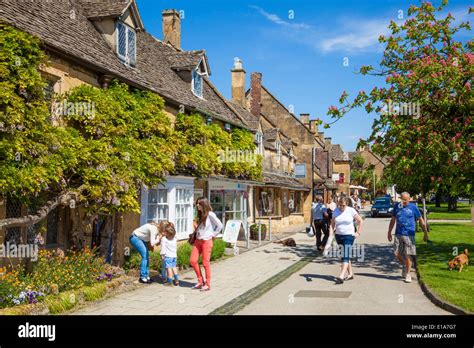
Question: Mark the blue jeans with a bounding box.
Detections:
[130,235,149,279]
[335,234,355,263]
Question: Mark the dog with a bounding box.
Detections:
[448,249,469,272]
[274,238,296,247]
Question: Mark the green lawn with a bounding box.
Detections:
[426,202,472,220]
[416,223,474,313]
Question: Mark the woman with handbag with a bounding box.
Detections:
[189,197,223,291]
[129,221,161,284]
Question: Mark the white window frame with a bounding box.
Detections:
[192,69,204,98]
[140,177,194,240]
[146,188,168,223]
[255,132,263,155]
[116,21,136,66]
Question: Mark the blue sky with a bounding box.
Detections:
[136,0,471,151]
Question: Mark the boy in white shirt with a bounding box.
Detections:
[158,222,180,286]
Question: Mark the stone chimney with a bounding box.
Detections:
[249,72,262,117]
[324,137,332,148]
[231,58,246,108]
[309,119,319,133]
[300,113,310,127]
[162,10,181,49]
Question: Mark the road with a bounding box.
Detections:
[237,216,448,315]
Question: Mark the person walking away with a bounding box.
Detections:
[331,197,364,284]
[312,195,328,251]
[129,222,161,284]
[159,222,180,286]
[190,197,223,291]
[387,192,428,283]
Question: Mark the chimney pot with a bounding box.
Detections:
[300,113,310,126]
[162,9,181,49]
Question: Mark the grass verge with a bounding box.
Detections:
[415,222,473,313]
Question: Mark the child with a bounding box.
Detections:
[159,221,180,286]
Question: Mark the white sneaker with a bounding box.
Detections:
[404,274,412,283]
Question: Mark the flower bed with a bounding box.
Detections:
[0,248,122,312]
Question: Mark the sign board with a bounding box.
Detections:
[209,180,247,191]
[223,220,243,244]
[295,164,306,178]
[332,173,340,181]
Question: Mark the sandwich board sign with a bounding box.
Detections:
[223,220,243,245]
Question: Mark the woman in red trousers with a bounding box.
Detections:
[190,197,223,292]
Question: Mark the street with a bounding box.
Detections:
[72,215,447,315]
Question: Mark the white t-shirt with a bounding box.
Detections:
[197,211,223,241]
[132,223,160,246]
[160,236,177,258]
[333,207,358,236]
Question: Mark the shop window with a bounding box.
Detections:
[147,188,168,223]
[289,191,302,214]
[259,188,277,216]
[175,187,192,236]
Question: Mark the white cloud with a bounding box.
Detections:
[250,6,311,30]
[319,19,390,53]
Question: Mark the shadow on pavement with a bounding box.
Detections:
[299,273,336,283]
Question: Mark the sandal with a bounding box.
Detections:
[344,275,354,281]
[192,283,204,290]
[200,284,211,292]
[335,277,344,284]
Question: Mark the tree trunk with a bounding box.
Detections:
[435,192,442,208]
[447,196,457,212]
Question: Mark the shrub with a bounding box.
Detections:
[46,291,78,314]
[210,239,226,261]
[177,243,193,268]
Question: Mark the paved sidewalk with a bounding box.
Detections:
[71,228,311,315]
[238,217,448,315]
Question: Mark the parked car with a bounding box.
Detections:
[371,197,393,217]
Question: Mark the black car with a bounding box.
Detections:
[371,197,393,217]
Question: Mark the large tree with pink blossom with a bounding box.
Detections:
[327,1,473,210]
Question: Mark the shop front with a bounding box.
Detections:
[140,176,195,240]
[208,179,249,234]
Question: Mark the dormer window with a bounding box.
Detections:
[276,141,281,155]
[192,69,203,98]
[117,22,136,66]
[255,132,263,155]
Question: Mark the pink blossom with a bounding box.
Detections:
[466,82,471,91]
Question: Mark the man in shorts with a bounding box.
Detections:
[387,192,428,283]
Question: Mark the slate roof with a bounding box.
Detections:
[227,100,259,131]
[78,0,131,19]
[331,144,350,161]
[263,128,279,141]
[0,0,247,128]
[262,172,309,190]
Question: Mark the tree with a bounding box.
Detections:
[327,1,473,210]
[0,23,178,229]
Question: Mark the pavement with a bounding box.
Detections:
[71,225,311,315]
[237,216,448,315]
[71,212,448,315]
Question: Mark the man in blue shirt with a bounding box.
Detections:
[387,192,428,283]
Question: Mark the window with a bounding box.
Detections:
[259,188,279,216]
[147,188,168,222]
[255,132,263,155]
[275,141,281,155]
[117,22,136,66]
[175,187,192,236]
[289,191,302,214]
[192,69,203,97]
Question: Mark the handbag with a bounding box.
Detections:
[188,222,201,245]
